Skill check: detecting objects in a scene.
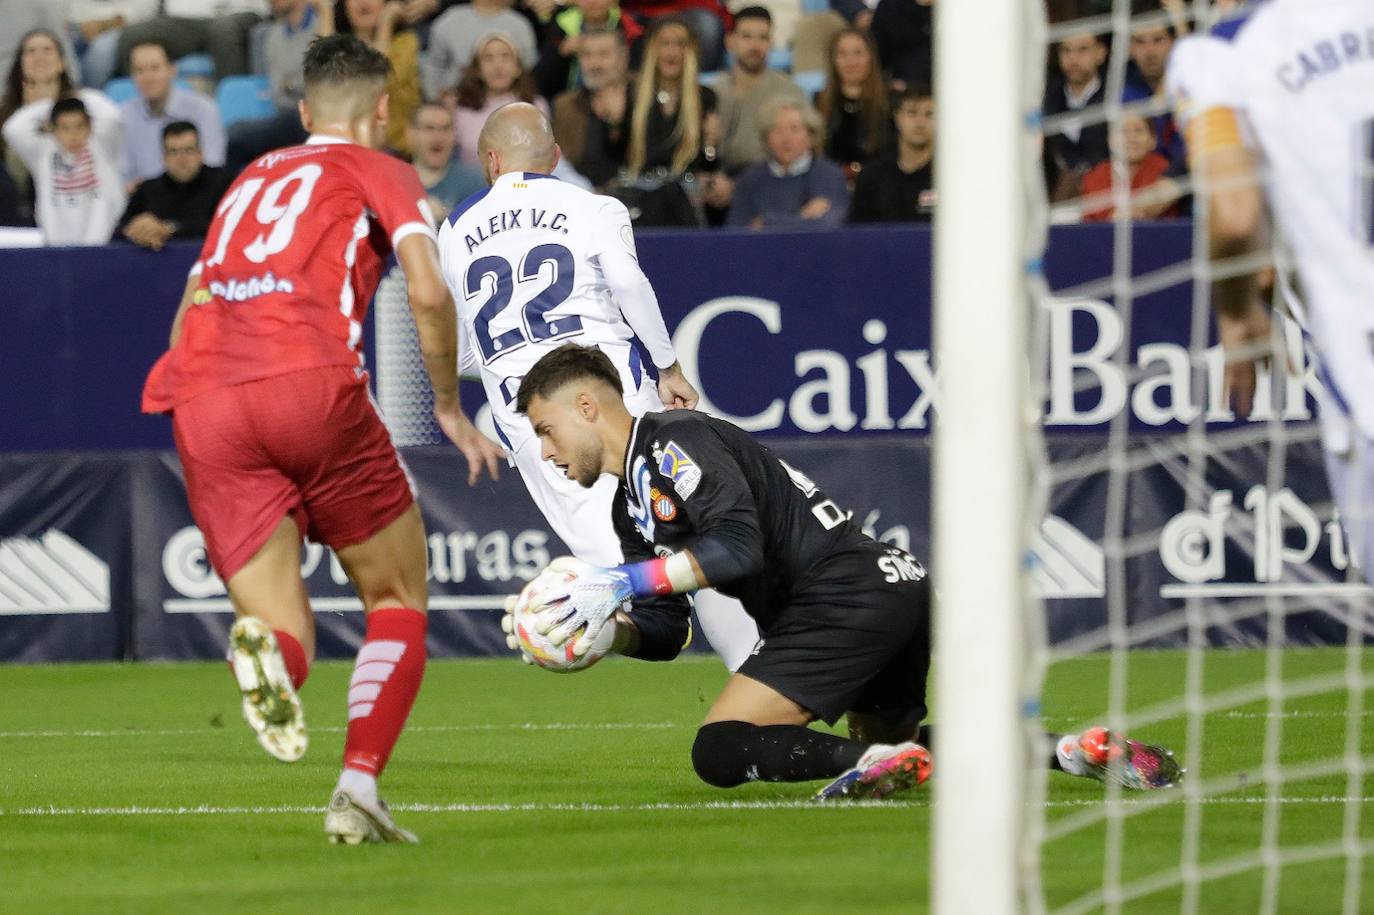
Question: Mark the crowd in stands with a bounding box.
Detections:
[0,0,1214,248]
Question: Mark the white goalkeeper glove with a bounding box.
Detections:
[500,594,534,665]
[533,558,633,657]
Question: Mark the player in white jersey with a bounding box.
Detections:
[437,103,759,669]
[1167,0,1374,573]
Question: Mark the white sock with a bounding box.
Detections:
[335,767,378,805]
[1056,733,1090,776]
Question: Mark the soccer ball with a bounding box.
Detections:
[504,559,614,673]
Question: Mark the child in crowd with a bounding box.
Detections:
[2,94,125,245]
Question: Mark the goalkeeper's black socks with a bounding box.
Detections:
[691,721,869,787]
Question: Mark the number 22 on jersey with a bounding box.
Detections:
[464,243,583,364]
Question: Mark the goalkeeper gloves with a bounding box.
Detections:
[533,561,634,657]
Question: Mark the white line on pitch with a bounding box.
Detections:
[8,796,1374,818]
[1041,709,1374,723]
[0,721,681,739]
[2,800,918,817]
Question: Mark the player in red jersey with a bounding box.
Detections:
[142,34,504,845]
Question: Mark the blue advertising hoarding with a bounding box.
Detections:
[0,225,1350,662]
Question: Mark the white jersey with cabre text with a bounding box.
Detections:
[1166,0,1374,437]
[437,170,676,454]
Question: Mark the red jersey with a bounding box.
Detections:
[142,137,436,413]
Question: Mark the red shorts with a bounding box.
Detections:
[171,366,415,580]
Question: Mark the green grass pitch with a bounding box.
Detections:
[3,648,1374,913]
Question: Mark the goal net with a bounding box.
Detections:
[932,1,1374,912]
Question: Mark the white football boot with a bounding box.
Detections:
[325,790,419,845]
[227,617,307,762]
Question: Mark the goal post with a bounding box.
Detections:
[931,0,1040,912]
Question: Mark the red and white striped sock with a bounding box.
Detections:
[342,607,427,781]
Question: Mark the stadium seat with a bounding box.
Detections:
[102,78,137,105]
[175,53,214,79]
[217,75,274,128]
[800,0,829,13]
[698,70,724,88]
[792,69,826,97]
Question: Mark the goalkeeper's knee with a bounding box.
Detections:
[691,721,756,788]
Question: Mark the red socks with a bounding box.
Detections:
[223,627,310,690]
[342,607,428,777]
[274,629,309,690]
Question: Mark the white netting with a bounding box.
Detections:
[374,266,441,446]
[1023,2,1373,913]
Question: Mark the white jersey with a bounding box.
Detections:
[1166,0,1374,437]
[437,170,676,455]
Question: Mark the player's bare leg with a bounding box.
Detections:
[690,673,930,799]
[324,503,430,845]
[224,515,314,763]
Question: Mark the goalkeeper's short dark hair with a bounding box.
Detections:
[516,344,625,413]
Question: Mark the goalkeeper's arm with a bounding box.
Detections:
[608,519,762,661]
[616,521,764,601]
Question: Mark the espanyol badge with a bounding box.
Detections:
[650,487,678,522]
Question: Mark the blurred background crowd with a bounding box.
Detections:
[0,0,1225,248]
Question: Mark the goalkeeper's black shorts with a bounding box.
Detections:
[737,543,931,730]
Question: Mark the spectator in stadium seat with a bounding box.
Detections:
[1124,20,1173,99]
[703,6,802,221]
[534,0,642,101]
[0,1,76,90]
[225,0,319,172]
[67,0,158,89]
[849,84,932,223]
[422,0,537,102]
[727,95,847,230]
[114,0,267,80]
[382,0,470,47]
[318,0,421,155]
[870,0,932,91]
[1122,17,1184,171]
[612,16,716,226]
[453,32,549,167]
[405,101,484,223]
[1,29,117,221]
[617,0,728,72]
[120,41,225,184]
[817,27,888,186]
[3,95,126,245]
[1079,113,1180,223]
[551,27,632,189]
[1042,30,1108,202]
[120,120,232,248]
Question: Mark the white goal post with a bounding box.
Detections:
[931,0,1040,912]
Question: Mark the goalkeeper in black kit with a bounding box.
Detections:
[505,344,1183,798]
